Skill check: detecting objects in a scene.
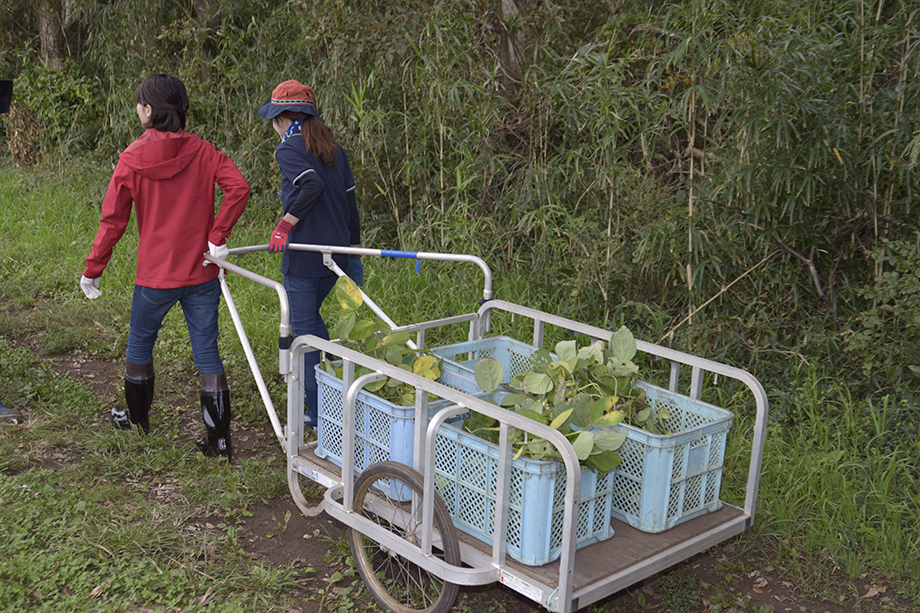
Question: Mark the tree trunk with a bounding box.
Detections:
[35,0,65,71]
[495,0,524,92]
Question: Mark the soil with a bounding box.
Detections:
[10,343,917,613]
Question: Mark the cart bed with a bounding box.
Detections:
[294,443,750,611]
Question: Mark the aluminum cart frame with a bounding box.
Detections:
[205,244,768,613]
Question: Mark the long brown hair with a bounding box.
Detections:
[280,111,336,166]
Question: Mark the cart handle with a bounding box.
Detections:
[227,243,494,301]
[204,255,290,447]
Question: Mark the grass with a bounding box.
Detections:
[2,159,920,610]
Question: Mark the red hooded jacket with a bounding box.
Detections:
[84,129,250,289]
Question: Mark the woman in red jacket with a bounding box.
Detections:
[81,74,249,459]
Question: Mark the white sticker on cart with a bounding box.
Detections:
[310,470,338,489]
[499,570,542,602]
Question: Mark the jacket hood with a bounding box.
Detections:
[119,129,200,181]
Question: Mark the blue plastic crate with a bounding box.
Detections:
[430,336,540,383]
[315,363,483,500]
[431,338,734,534]
[433,422,615,566]
[608,381,732,533]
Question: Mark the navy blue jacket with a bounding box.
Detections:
[275,135,360,277]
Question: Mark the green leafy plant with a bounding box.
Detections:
[322,275,441,406]
[462,326,660,474]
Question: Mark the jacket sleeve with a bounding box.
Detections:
[288,170,325,220]
[83,162,135,279]
[208,150,250,246]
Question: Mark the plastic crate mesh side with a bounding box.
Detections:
[618,437,645,480]
[509,350,536,378]
[710,431,727,467]
[594,472,616,534]
[317,380,344,459]
[683,473,704,513]
[458,445,488,493]
[705,468,721,508]
[667,476,684,521]
[611,471,642,521]
[507,465,524,507]
[434,435,458,514]
[458,481,489,533]
[506,507,522,556]
[670,442,688,482]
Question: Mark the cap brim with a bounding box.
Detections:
[259,102,321,121]
[258,102,283,120]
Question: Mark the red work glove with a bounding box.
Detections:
[269,219,294,253]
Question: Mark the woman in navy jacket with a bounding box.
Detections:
[260,80,361,428]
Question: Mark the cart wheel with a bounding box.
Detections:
[347,461,460,613]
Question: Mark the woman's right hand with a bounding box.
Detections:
[269,219,294,253]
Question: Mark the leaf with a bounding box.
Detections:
[381,330,412,347]
[335,311,356,340]
[515,408,546,424]
[334,276,362,311]
[585,451,622,474]
[412,355,441,380]
[571,430,594,461]
[555,339,577,362]
[636,408,652,422]
[385,347,403,365]
[550,408,574,430]
[591,395,617,422]
[577,340,605,365]
[526,440,555,459]
[474,357,504,393]
[350,318,377,341]
[594,428,627,451]
[607,358,639,379]
[500,392,531,407]
[364,379,388,393]
[523,372,553,395]
[596,410,626,427]
[327,571,344,584]
[569,393,594,427]
[610,326,637,362]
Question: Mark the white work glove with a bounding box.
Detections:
[80,275,102,299]
[203,241,229,266]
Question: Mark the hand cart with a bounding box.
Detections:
[204,243,768,613]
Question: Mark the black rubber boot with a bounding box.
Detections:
[111,375,154,433]
[195,389,232,460]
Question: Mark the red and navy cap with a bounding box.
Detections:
[258,80,321,121]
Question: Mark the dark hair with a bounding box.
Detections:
[279,111,337,166]
[135,74,189,132]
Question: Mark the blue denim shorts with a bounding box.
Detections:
[126,279,224,374]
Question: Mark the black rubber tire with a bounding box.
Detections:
[346,461,461,613]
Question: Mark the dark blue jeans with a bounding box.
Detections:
[127,279,224,375]
[284,274,336,424]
